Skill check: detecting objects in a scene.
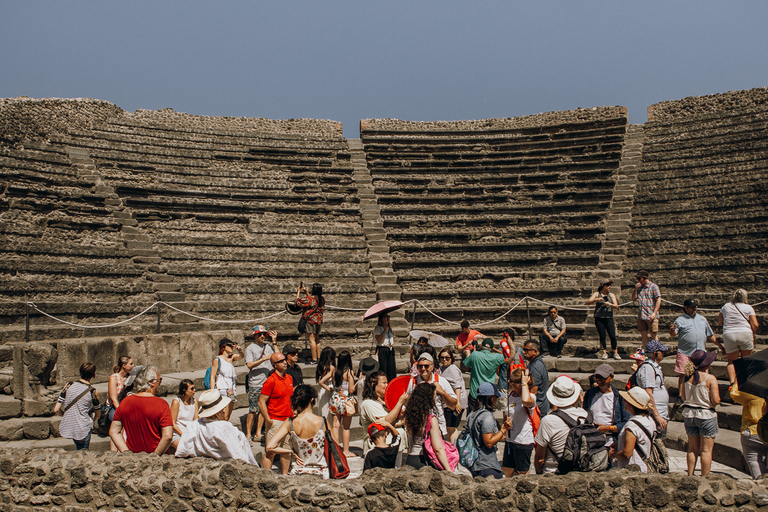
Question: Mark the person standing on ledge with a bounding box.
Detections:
[374,312,397,382]
[587,279,620,360]
[296,282,325,365]
[245,326,275,443]
[631,270,662,350]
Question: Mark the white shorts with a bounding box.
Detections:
[723,332,753,353]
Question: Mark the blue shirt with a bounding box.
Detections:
[673,313,714,356]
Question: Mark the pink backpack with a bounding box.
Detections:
[422,414,460,471]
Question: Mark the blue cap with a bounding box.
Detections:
[253,325,268,335]
[477,382,503,397]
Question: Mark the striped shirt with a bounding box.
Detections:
[57,382,97,441]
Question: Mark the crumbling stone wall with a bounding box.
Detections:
[647,86,768,121]
[360,105,627,132]
[0,449,765,511]
[124,108,344,137]
[0,97,125,144]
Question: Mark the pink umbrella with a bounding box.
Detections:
[362,300,404,322]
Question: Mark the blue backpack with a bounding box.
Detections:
[457,409,487,468]
[203,357,220,390]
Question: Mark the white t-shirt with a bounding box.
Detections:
[616,414,656,473]
[534,407,588,473]
[359,398,406,454]
[587,390,614,426]
[406,374,457,436]
[720,302,755,335]
[374,325,394,348]
[506,393,534,445]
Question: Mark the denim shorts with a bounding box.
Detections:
[684,416,719,438]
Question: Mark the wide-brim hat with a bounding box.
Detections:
[690,349,717,369]
[124,365,144,387]
[198,389,231,418]
[546,376,582,408]
[358,357,380,376]
[620,386,651,410]
[285,302,303,315]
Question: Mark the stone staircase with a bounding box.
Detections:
[348,138,407,335]
[597,124,644,294]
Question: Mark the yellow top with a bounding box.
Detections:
[730,383,767,436]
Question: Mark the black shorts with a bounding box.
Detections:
[443,407,463,428]
[501,441,534,472]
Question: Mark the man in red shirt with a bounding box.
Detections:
[259,352,294,474]
[110,366,173,455]
[456,320,482,359]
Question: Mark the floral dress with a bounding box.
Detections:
[295,295,324,326]
[289,420,328,478]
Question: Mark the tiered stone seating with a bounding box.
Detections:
[361,109,629,339]
[623,87,768,336]
[0,141,157,342]
[60,111,376,340]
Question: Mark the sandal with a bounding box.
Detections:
[343,451,358,458]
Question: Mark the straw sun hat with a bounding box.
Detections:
[197,389,232,418]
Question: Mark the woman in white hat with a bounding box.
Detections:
[175,389,257,465]
[610,386,658,473]
[534,376,587,474]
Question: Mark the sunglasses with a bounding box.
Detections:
[416,364,431,369]
[274,358,287,364]
[522,348,536,352]
[438,356,451,361]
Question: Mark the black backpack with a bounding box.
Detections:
[549,410,610,474]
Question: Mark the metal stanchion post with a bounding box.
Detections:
[526,297,532,342]
[410,302,417,332]
[25,303,30,342]
[156,303,161,334]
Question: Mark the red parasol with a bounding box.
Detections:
[362,300,404,322]
[384,374,412,411]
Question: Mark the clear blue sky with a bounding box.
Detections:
[2,2,767,138]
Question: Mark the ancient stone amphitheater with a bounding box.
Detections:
[1,87,767,477]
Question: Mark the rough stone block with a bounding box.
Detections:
[179,332,215,373]
[49,415,62,437]
[144,334,181,374]
[23,398,55,417]
[0,417,23,441]
[0,395,22,418]
[23,417,51,439]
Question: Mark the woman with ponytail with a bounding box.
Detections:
[106,356,133,451]
[680,349,721,476]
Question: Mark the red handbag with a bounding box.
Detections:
[323,418,350,479]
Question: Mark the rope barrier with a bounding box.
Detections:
[21,294,768,332]
[30,302,161,329]
[160,303,287,324]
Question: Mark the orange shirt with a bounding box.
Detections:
[456,329,482,351]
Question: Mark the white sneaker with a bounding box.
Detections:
[613,353,621,360]
[601,352,608,360]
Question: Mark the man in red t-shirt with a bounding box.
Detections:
[259,352,294,474]
[110,366,173,455]
[456,319,482,359]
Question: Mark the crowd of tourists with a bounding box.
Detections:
[53,276,766,481]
